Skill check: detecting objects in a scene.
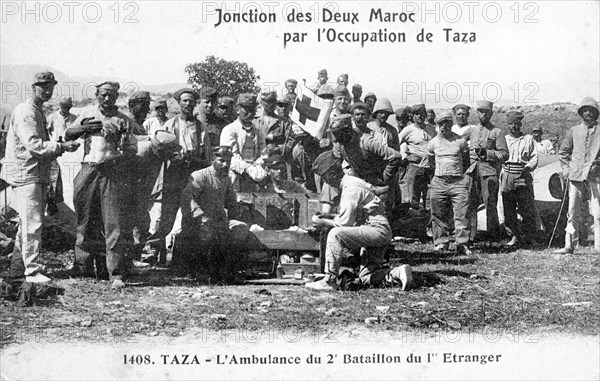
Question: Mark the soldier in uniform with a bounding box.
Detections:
[196,87,221,148]
[127,91,151,135]
[305,151,414,291]
[501,110,538,248]
[427,111,472,255]
[555,97,600,253]
[368,98,400,150]
[220,94,268,192]
[65,81,137,289]
[143,99,169,134]
[46,96,77,214]
[398,104,437,209]
[463,100,508,245]
[351,84,362,104]
[451,104,473,138]
[214,96,235,130]
[145,88,213,266]
[177,146,249,281]
[2,72,79,286]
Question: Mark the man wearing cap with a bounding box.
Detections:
[532,126,555,154]
[305,151,414,291]
[426,109,436,125]
[145,88,213,266]
[398,104,437,209]
[427,111,472,254]
[368,98,400,150]
[309,69,330,94]
[1,72,80,288]
[463,100,508,244]
[128,91,151,135]
[281,79,298,99]
[257,91,290,159]
[451,104,473,138]
[220,93,267,192]
[46,96,77,214]
[351,84,362,104]
[331,106,402,215]
[65,81,136,288]
[364,93,377,113]
[177,146,249,281]
[501,110,538,248]
[394,106,412,133]
[336,74,349,91]
[555,97,600,253]
[143,99,169,134]
[196,87,221,148]
[214,96,235,130]
[260,154,307,194]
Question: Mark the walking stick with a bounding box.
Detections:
[547,180,569,250]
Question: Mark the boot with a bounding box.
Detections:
[554,232,573,254]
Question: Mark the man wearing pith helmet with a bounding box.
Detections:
[555,97,600,253]
[368,98,400,150]
[177,145,249,281]
[427,110,471,255]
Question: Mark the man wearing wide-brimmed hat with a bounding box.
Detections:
[176,145,249,281]
[1,72,80,290]
[555,97,600,253]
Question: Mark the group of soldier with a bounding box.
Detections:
[1,68,599,295]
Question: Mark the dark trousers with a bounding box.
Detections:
[146,161,192,262]
[73,163,129,279]
[399,163,432,209]
[430,176,471,245]
[291,143,319,193]
[502,185,536,242]
[468,171,500,241]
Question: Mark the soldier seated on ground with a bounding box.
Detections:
[175,146,249,282]
[304,151,414,292]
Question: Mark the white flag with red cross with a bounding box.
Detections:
[290,83,333,139]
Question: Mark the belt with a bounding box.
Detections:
[503,162,526,174]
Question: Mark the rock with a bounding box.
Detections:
[375,306,390,313]
[191,293,203,299]
[490,270,499,276]
[149,331,159,337]
[79,320,93,328]
[210,314,228,320]
[324,308,338,316]
[447,320,462,330]
[260,301,272,308]
[364,317,380,325]
[469,274,478,280]
[414,301,430,308]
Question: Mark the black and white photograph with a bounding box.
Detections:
[0,1,599,380]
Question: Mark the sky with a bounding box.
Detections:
[1,0,599,106]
